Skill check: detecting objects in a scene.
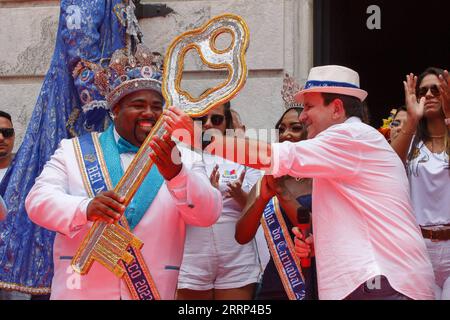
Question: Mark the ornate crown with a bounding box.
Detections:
[281,73,303,109]
[72,44,164,132]
[94,44,164,108]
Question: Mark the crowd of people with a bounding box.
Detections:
[0,1,449,301]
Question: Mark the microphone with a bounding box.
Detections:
[296,207,311,268]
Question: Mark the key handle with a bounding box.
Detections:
[162,14,250,116]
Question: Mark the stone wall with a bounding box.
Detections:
[0,0,313,151]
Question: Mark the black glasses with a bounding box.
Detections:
[193,114,225,126]
[418,85,440,98]
[0,128,14,138]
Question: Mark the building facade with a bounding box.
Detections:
[0,0,314,150]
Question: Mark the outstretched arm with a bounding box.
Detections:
[163,106,273,171]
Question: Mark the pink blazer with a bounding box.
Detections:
[26,138,222,300]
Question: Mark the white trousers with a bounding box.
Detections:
[425,239,450,300]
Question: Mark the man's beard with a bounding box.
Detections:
[134,123,155,146]
[0,151,7,158]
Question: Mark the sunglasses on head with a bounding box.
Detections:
[193,114,225,126]
[0,128,14,138]
[418,85,440,98]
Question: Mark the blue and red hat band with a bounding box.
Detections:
[304,80,359,90]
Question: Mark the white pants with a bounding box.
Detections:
[425,239,450,300]
[178,221,264,290]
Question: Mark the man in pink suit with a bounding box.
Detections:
[25,44,222,300]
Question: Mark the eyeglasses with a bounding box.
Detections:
[193,114,225,126]
[417,85,440,98]
[0,128,14,138]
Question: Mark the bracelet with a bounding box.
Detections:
[445,118,450,126]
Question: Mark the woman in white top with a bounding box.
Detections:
[391,67,450,299]
[177,102,263,300]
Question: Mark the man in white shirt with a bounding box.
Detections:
[25,44,222,300]
[163,65,435,300]
[0,111,15,182]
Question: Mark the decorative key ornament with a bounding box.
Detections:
[163,13,249,115]
[71,13,250,296]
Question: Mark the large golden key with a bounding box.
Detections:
[72,219,143,277]
[72,14,249,278]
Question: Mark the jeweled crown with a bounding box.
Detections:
[281,73,303,109]
[94,44,164,108]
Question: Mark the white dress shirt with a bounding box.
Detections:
[272,117,435,300]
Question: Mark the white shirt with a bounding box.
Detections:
[272,117,435,300]
[201,154,270,269]
[113,129,143,174]
[0,167,8,182]
[202,153,261,223]
[407,141,450,226]
[0,167,9,220]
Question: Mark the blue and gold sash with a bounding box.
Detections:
[261,197,306,300]
[99,125,164,230]
[73,130,162,300]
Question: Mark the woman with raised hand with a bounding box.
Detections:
[391,67,450,299]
